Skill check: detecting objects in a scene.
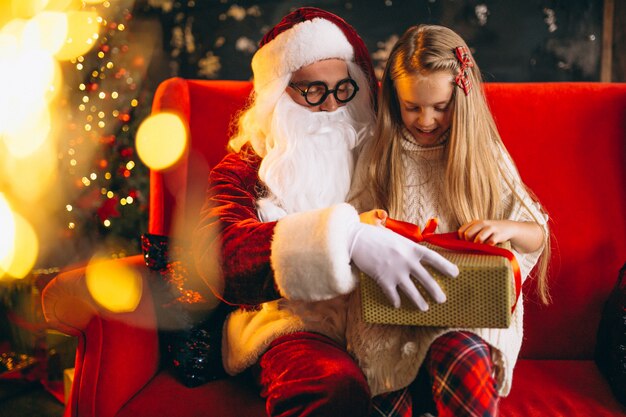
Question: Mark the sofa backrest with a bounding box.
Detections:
[149,78,626,360]
[149,78,252,238]
[485,83,626,359]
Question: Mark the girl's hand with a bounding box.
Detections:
[458,219,544,253]
[359,209,388,226]
[458,219,515,246]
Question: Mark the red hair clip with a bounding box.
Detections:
[454,46,474,96]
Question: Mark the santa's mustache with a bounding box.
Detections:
[257,95,363,219]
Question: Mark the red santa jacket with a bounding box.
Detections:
[194,145,282,307]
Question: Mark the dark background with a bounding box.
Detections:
[135,0,617,84]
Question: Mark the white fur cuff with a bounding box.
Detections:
[271,203,359,301]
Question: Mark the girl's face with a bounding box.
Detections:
[395,71,454,147]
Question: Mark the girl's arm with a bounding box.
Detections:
[457,219,544,253]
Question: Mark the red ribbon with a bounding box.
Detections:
[385,217,522,312]
[454,46,474,96]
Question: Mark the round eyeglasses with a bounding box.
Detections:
[288,78,359,106]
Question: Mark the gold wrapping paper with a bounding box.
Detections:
[360,243,516,328]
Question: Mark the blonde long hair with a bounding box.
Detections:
[360,25,550,303]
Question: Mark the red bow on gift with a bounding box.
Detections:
[454,46,474,96]
[385,217,522,312]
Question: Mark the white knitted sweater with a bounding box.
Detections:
[347,128,548,397]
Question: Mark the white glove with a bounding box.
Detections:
[349,222,459,310]
[257,198,287,222]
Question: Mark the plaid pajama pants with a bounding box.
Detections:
[371,331,498,417]
[371,387,413,417]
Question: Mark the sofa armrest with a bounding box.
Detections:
[42,254,160,417]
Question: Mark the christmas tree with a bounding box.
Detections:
[49,0,155,267]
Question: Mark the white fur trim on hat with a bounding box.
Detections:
[252,18,354,90]
[270,203,359,301]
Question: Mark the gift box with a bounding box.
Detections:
[360,219,520,329]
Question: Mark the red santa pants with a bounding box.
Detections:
[253,331,372,417]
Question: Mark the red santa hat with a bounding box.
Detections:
[251,7,378,105]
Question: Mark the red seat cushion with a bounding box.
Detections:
[500,360,626,416]
[116,371,265,417]
[117,360,626,416]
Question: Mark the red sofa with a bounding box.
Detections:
[42,79,626,417]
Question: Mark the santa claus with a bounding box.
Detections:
[193,7,458,417]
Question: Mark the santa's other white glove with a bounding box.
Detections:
[348,222,459,310]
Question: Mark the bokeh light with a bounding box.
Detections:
[136,112,187,170]
[11,0,51,18]
[44,0,79,12]
[3,105,51,158]
[55,10,100,61]
[0,18,28,41]
[0,195,16,277]
[0,212,39,279]
[86,256,143,313]
[23,11,68,54]
[3,140,58,201]
[0,0,104,280]
[0,47,56,144]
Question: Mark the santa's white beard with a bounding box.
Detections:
[257,94,366,221]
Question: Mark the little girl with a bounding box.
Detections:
[348,25,550,417]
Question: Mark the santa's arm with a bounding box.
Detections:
[193,149,359,306]
[194,151,278,306]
